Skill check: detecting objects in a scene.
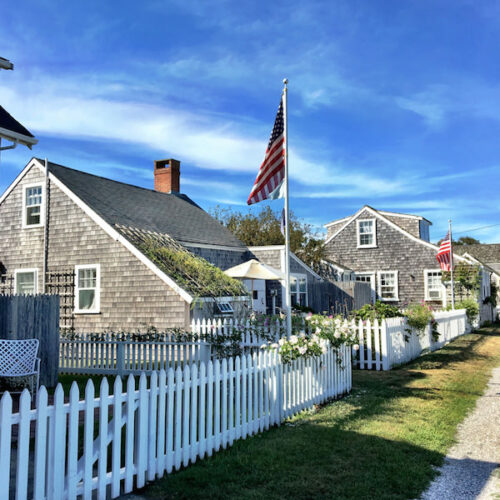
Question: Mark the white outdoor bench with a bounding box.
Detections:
[0,338,41,396]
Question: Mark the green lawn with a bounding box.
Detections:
[132,325,500,500]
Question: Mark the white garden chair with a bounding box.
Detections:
[0,338,40,396]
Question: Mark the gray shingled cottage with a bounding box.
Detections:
[0,158,251,332]
[0,158,354,332]
[323,205,479,308]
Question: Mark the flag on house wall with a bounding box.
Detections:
[247,99,285,205]
[437,231,452,271]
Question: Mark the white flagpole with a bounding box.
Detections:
[449,218,455,310]
[283,78,292,338]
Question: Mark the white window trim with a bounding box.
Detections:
[377,270,399,302]
[424,269,445,302]
[22,182,45,229]
[356,219,377,248]
[14,268,38,295]
[291,273,308,307]
[74,264,101,314]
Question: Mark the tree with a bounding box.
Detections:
[437,235,480,246]
[211,206,325,270]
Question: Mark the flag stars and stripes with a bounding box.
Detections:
[437,231,452,271]
[247,98,286,205]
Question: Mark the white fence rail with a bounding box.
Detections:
[59,333,210,376]
[352,309,469,370]
[2,345,351,500]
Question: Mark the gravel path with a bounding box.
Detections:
[420,366,500,500]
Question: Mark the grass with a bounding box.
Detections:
[133,325,500,500]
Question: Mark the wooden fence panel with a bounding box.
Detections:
[0,295,59,387]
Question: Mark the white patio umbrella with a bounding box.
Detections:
[224,259,284,307]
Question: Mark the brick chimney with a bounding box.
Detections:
[154,159,180,193]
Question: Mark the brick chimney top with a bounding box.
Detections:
[154,159,180,193]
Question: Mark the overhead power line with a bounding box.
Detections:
[454,222,500,236]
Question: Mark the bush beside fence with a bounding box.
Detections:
[2,345,351,500]
[353,309,469,370]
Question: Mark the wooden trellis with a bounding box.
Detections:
[45,269,75,332]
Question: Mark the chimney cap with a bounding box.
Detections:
[155,158,180,169]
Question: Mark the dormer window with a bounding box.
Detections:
[23,183,44,228]
[357,219,376,248]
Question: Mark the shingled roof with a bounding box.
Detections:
[45,160,247,249]
[454,244,500,263]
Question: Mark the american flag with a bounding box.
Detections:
[247,98,285,205]
[437,231,452,271]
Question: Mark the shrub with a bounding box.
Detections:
[404,303,434,337]
[445,298,479,323]
[352,301,403,321]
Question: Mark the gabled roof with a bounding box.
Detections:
[324,205,468,262]
[0,106,37,148]
[454,244,500,263]
[325,206,431,228]
[44,160,246,249]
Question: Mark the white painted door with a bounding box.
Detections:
[243,279,266,313]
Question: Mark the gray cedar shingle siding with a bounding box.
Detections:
[382,215,421,238]
[187,246,249,271]
[0,165,189,332]
[324,208,443,307]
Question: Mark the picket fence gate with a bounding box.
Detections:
[352,309,469,370]
[1,344,351,500]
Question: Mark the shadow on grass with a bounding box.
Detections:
[137,427,444,500]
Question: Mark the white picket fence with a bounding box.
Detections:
[352,309,469,370]
[1,345,351,500]
[59,332,210,376]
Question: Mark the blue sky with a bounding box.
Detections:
[0,0,499,242]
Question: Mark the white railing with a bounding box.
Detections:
[352,309,469,370]
[1,345,351,500]
[59,332,210,376]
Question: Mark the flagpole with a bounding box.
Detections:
[449,218,455,310]
[283,78,292,338]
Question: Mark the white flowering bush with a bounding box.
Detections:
[262,313,359,364]
[305,313,358,350]
[268,332,325,364]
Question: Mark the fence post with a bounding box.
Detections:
[381,320,390,371]
[117,343,125,376]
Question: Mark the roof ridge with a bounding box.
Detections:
[39,158,191,199]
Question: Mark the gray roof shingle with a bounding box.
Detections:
[454,244,500,263]
[0,106,35,138]
[45,160,247,249]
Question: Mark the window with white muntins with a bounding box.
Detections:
[377,271,398,301]
[15,269,38,294]
[357,219,376,247]
[290,274,307,307]
[75,265,100,313]
[23,184,44,228]
[425,270,444,301]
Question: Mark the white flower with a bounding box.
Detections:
[334,318,342,327]
[289,335,298,345]
[334,331,341,339]
[271,343,279,349]
[260,343,268,349]
[311,334,319,343]
[321,345,328,354]
[353,344,360,351]
[299,331,306,338]
[278,338,286,346]
[315,328,321,334]
[299,346,307,355]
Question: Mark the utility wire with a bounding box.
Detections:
[453,222,500,236]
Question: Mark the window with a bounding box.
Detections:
[15,269,38,294]
[290,274,307,306]
[357,219,376,247]
[75,265,100,313]
[377,271,398,301]
[425,270,443,301]
[216,302,233,314]
[23,184,44,227]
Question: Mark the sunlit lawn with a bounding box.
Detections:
[132,325,500,500]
